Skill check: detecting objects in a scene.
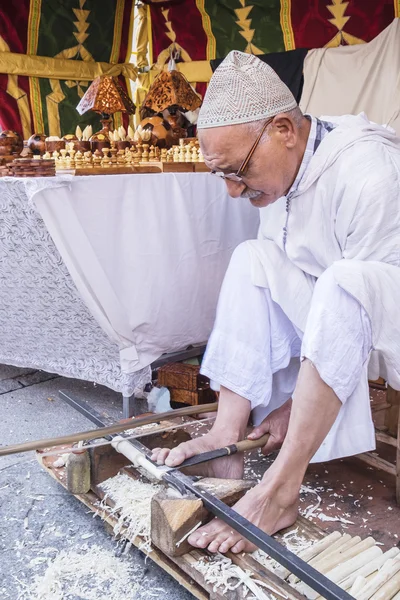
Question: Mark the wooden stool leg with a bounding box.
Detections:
[386,386,400,436]
[397,391,400,505]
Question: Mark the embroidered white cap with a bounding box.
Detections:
[197,50,297,129]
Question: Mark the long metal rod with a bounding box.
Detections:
[165,471,353,600]
[59,390,114,428]
[0,401,218,457]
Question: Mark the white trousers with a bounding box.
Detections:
[200,243,376,462]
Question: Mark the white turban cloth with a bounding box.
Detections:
[197,50,297,129]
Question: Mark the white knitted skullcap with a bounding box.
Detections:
[198,50,297,129]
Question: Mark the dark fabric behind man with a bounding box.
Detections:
[210,48,308,104]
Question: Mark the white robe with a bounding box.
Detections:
[251,113,400,389]
[201,113,400,462]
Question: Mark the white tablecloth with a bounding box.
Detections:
[23,172,259,381]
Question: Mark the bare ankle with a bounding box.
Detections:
[209,424,245,444]
[258,471,302,508]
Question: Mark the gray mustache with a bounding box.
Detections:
[240,187,261,199]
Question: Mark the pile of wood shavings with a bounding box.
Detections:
[17,544,140,600]
[253,527,314,572]
[99,473,161,553]
[194,554,273,599]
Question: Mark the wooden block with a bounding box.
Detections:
[194,163,209,172]
[89,440,131,490]
[151,478,255,557]
[162,162,195,173]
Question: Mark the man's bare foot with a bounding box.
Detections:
[150,430,244,479]
[187,477,299,554]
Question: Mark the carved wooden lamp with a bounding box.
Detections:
[76,75,136,140]
[141,69,202,116]
[140,68,202,145]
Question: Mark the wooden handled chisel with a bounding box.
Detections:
[172,434,270,470]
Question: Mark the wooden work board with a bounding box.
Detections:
[36,415,326,600]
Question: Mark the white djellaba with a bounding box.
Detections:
[196,51,400,463]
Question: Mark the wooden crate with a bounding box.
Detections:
[158,363,203,391]
[170,387,216,406]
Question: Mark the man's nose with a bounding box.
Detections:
[225,179,246,198]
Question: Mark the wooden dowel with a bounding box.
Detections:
[369,570,400,600]
[310,536,363,574]
[351,577,368,597]
[341,549,400,591]
[276,531,342,580]
[326,546,382,584]
[296,538,373,599]
[289,534,352,584]
[0,402,219,457]
[356,559,400,600]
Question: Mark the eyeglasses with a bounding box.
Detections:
[210,117,273,182]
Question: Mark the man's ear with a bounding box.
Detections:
[272,114,296,148]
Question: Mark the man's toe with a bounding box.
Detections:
[218,534,239,554]
[231,539,248,554]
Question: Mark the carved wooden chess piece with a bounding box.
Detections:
[142,144,149,162]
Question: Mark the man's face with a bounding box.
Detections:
[199,118,298,208]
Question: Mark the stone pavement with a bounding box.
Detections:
[0,364,193,600]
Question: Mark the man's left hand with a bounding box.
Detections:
[247,399,292,455]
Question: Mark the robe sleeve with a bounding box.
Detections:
[340,143,400,266]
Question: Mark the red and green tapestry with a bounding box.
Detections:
[0,0,134,138]
[147,0,399,62]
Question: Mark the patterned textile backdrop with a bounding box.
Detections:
[142,0,399,100]
[0,0,134,138]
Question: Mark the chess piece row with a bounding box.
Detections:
[45,141,204,170]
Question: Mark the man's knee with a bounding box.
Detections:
[227,242,252,278]
[314,265,337,293]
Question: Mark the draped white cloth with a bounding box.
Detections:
[28,173,259,374]
[300,19,400,135]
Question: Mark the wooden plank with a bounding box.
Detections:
[356,452,396,476]
[72,165,162,175]
[375,431,397,448]
[37,451,322,599]
[228,552,307,600]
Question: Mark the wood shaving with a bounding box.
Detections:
[52,454,69,468]
[317,513,354,524]
[194,554,273,599]
[99,473,161,553]
[253,528,313,573]
[175,522,202,547]
[16,544,140,600]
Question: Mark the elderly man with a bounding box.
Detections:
[152,51,400,554]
